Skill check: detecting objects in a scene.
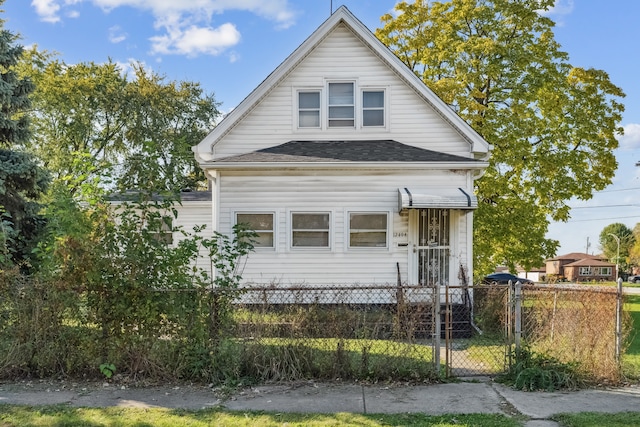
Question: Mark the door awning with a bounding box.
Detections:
[398,187,478,211]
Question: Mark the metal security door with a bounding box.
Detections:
[415,209,450,287]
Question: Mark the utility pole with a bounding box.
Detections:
[585,237,591,254]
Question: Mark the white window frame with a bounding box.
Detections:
[347,211,390,250]
[595,267,612,276]
[235,211,276,250]
[290,211,332,250]
[297,90,321,129]
[361,88,386,128]
[579,266,592,276]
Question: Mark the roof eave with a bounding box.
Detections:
[198,161,489,171]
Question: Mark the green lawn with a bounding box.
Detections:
[555,412,640,427]
[623,295,640,378]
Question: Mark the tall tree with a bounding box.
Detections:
[0,8,49,266]
[376,0,625,274]
[18,50,220,195]
[17,49,128,193]
[630,223,640,271]
[119,63,220,192]
[599,223,633,275]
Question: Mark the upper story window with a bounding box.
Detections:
[362,90,385,127]
[298,91,320,128]
[328,82,354,128]
[296,82,387,130]
[236,212,274,248]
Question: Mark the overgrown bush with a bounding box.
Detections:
[497,346,584,391]
[0,190,256,382]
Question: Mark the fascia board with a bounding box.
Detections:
[198,161,489,171]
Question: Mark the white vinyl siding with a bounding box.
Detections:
[209,24,472,158]
[172,202,214,275]
[216,170,473,287]
[349,212,388,248]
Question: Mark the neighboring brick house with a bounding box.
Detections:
[545,252,616,282]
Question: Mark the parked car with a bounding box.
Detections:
[628,275,640,284]
[481,273,534,285]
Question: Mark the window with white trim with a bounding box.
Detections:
[328,82,354,127]
[150,216,173,245]
[236,213,274,248]
[291,212,330,248]
[349,212,388,248]
[595,267,612,276]
[298,91,320,128]
[579,267,592,276]
[362,90,384,127]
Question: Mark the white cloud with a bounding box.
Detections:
[31,0,297,57]
[108,25,127,43]
[539,0,574,16]
[31,0,61,23]
[150,23,241,57]
[618,123,640,150]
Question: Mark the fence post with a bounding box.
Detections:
[514,280,522,352]
[616,277,623,364]
[434,281,441,375]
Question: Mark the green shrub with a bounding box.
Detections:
[497,346,584,391]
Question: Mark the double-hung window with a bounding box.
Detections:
[236,213,274,248]
[328,82,354,127]
[362,90,384,127]
[291,212,330,248]
[298,91,320,128]
[349,212,388,248]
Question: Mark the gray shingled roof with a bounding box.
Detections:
[215,140,479,163]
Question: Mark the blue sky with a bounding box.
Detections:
[4,0,640,257]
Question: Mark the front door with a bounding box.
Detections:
[410,209,451,287]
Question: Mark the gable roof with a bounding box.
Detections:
[564,258,615,267]
[546,252,605,262]
[194,6,491,163]
[207,140,487,168]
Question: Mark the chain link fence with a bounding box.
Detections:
[514,284,626,382]
[0,273,627,384]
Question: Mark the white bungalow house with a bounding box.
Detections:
[193,6,491,293]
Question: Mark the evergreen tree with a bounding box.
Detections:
[0,7,49,266]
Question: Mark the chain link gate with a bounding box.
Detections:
[440,282,512,378]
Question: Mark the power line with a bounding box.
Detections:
[596,187,640,193]
[571,204,640,209]
[564,215,640,223]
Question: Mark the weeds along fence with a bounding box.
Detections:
[0,268,629,384]
[510,283,629,383]
[0,272,442,383]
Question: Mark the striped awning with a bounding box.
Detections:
[398,187,477,210]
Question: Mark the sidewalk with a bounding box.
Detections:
[1,378,640,425]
